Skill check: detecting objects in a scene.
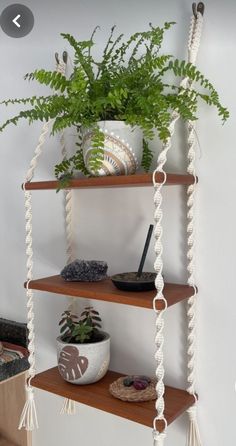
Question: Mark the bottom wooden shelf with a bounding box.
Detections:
[32,367,195,431]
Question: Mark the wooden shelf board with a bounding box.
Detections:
[26,276,194,310]
[23,172,196,190]
[32,367,195,431]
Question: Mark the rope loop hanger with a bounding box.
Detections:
[55,51,68,66]
[192,2,205,18]
[152,4,204,446]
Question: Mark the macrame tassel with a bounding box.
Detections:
[60,398,76,415]
[186,406,202,446]
[18,385,39,431]
[153,430,166,446]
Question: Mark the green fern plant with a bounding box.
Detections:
[0,23,229,186]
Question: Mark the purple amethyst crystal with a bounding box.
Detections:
[133,379,149,390]
[60,259,108,282]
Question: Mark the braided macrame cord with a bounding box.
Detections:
[59,155,77,416]
[186,11,204,446]
[59,62,78,416]
[19,55,71,430]
[152,10,203,446]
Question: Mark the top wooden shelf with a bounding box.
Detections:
[23,173,196,190]
[25,276,194,310]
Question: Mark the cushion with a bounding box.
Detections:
[0,318,28,347]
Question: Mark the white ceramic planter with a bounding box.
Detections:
[57,332,110,385]
[82,120,143,176]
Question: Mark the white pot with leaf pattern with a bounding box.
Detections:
[57,331,110,385]
[82,120,143,176]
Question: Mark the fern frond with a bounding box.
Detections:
[168,60,229,122]
[141,139,154,172]
[73,147,90,176]
[55,146,90,191]
[0,95,54,107]
[24,70,69,93]
[61,33,95,82]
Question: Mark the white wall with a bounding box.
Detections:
[0,0,235,444]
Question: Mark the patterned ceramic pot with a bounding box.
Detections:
[82,120,143,176]
[57,332,110,385]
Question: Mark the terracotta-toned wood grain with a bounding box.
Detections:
[25,276,194,310]
[0,372,31,446]
[32,367,195,431]
[22,172,196,190]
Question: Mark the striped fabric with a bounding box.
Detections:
[0,341,28,365]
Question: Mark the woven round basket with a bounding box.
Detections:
[109,376,157,402]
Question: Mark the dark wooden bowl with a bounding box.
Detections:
[111,272,156,292]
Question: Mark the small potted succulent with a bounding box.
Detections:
[57,306,110,385]
[0,23,228,187]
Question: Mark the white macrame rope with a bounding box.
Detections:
[152,10,203,445]
[186,405,202,446]
[152,116,179,443]
[188,14,204,65]
[153,427,167,446]
[64,190,74,266]
[25,122,52,183]
[186,11,203,399]
[186,11,203,446]
[57,59,77,416]
[19,134,52,431]
[60,397,76,415]
[18,384,39,431]
[57,64,75,266]
[19,57,68,431]
[57,58,75,268]
[186,120,198,397]
[61,155,77,408]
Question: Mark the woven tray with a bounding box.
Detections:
[109,376,157,402]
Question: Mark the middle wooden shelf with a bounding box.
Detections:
[26,276,194,310]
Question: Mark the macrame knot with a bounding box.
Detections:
[18,384,39,431]
[152,429,166,446]
[26,385,34,401]
[186,403,202,446]
[187,404,197,421]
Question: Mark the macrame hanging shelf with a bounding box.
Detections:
[19,4,204,446]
